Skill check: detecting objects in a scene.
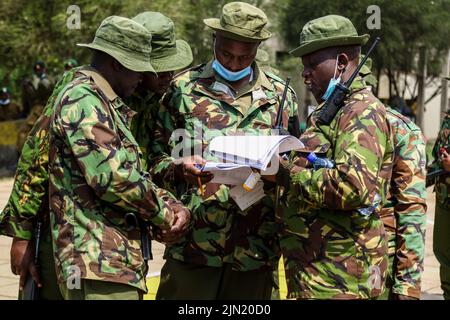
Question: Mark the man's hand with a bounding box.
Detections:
[154,205,191,245]
[441,149,450,172]
[10,237,41,291]
[175,155,214,185]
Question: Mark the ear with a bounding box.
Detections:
[337,53,349,72]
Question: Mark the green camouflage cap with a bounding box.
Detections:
[132,12,193,73]
[204,2,271,42]
[290,15,369,57]
[77,16,155,73]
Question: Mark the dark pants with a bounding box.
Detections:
[433,201,450,300]
[156,258,273,300]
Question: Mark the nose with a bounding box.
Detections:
[225,57,243,72]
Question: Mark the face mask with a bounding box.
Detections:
[212,40,252,82]
[321,56,342,101]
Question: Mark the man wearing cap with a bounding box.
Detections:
[150,2,299,300]
[1,16,191,300]
[126,11,193,171]
[429,100,450,299]
[275,15,394,299]
[360,60,427,300]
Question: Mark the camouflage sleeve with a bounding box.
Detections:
[391,130,427,298]
[54,84,174,228]
[287,102,388,210]
[148,86,182,196]
[0,71,76,239]
[0,116,50,239]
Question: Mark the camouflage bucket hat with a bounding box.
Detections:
[290,15,370,57]
[203,2,271,42]
[132,12,193,73]
[77,16,155,73]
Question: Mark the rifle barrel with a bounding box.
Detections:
[274,77,291,130]
[345,37,381,87]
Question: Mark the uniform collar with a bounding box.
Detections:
[78,67,119,102]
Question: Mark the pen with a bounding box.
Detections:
[197,176,205,197]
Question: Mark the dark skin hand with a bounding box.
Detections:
[175,155,214,185]
[10,237,42,291]
[154,204,191,244]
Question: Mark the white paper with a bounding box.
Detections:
[201,162,253,185]
[229,181,265,211]
[208,135,304,171]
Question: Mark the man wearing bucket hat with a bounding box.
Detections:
[127,12,193,172]
[360,60,427,300]
[1,15,191,300]
[429,84,450,299]
[275,15,395,299]
[150,2,299,299]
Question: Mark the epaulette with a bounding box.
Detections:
[172,63,207,83]
[387,108,420,132]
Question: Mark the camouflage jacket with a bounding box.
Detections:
[429,113,450,208]
[125,91,172,171]
[48,68,179,292]
[381,108,427,298]
[278,78,394,299]
[0,67,81,239]
[150,61,299,271]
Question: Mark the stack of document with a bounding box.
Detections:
[199,135,304,210]
[208,135,304,171]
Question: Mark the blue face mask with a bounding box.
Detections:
[212,40,252,82]
[322,56,342,101]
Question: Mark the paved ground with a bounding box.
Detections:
[0,178,444,300]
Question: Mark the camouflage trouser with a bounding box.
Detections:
[376,255,394,300]
[18,227,63,300]
[58,280,143,300]
[156,258,273,300]
[433,201,450,300]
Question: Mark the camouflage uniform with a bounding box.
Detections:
[281,15,394,299]
[430,112,450,299]
[48,67,176,294]
[127,92,170,171]
[278,77,393,299]
[380,108,427,299]
[46,17,187,298]
[126,11,193,171]
[0,67,80,300]
[361,61,427,299]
